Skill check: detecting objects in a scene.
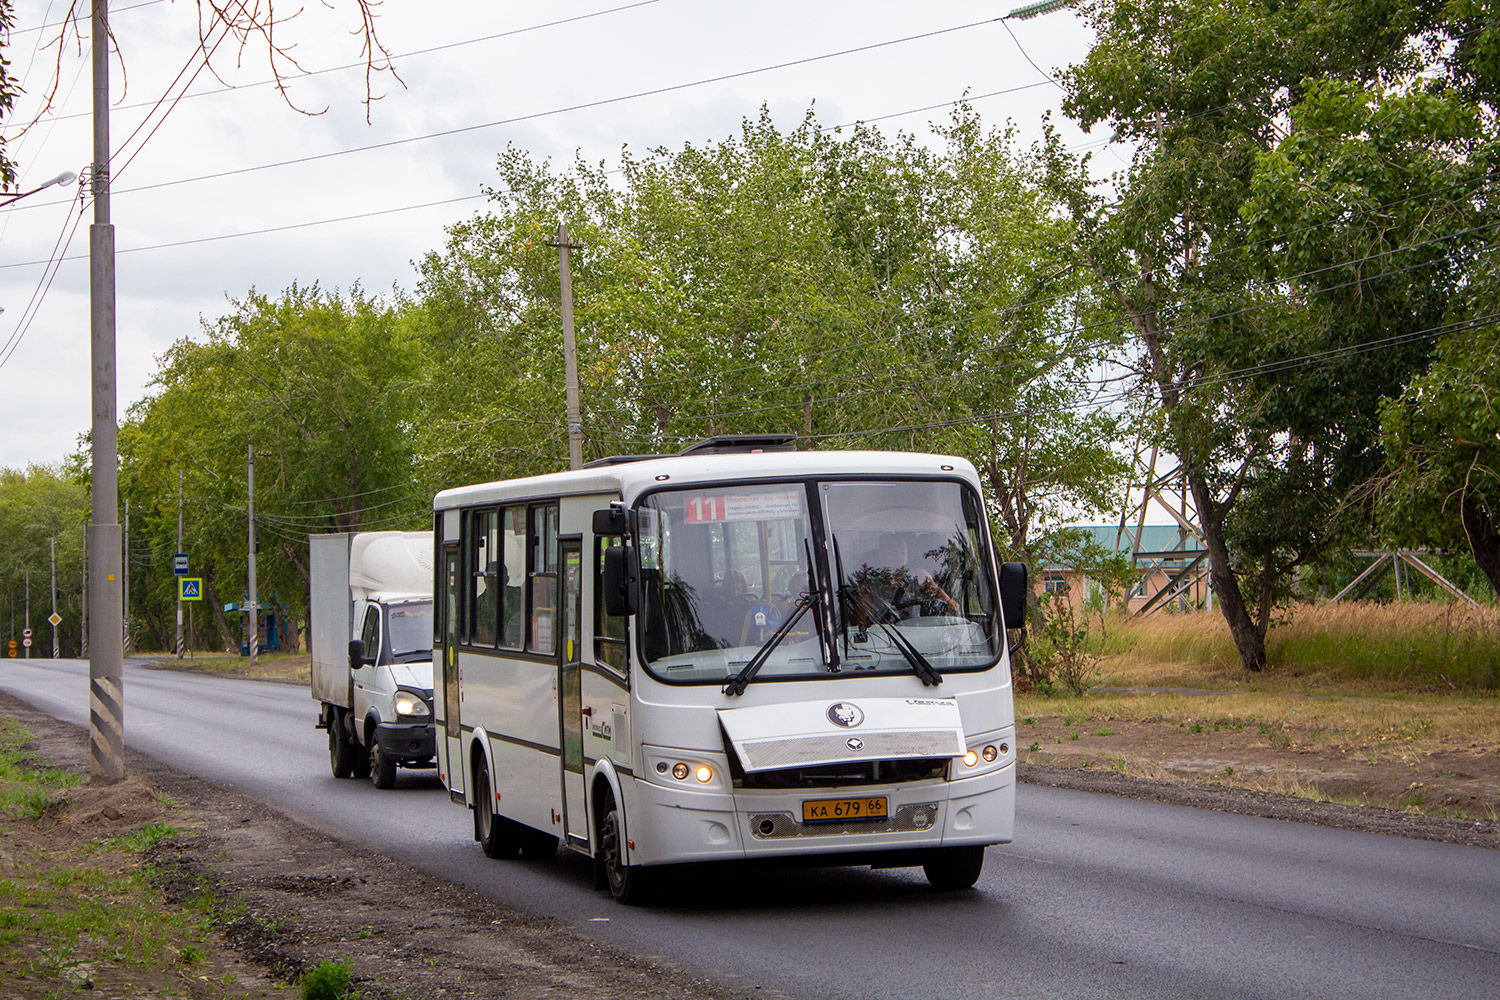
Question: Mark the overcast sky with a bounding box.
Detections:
[0,0,1103,471]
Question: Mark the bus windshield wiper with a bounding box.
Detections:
[722,594,815,696]
[875,622,943,687]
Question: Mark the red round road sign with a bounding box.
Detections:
[22,638,32,648]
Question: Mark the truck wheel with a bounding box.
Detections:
[327,710,355,779]
[473,755,521,859]
[369,732,397,789]
[351,727,371,779]
[598,791,654,905]
[922,846,985,890]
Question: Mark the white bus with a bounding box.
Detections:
[432,436,1027,903]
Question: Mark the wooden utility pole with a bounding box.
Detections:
[556,222,584,470]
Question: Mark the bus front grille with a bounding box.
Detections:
[733,757,947,789]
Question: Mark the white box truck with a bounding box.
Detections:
[312,531,436,788]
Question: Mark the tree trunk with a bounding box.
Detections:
[1188,472,1266,671]
[202,572,237,653]
[1461,491,1500,597]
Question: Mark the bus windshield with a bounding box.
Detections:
[637,479,999,684]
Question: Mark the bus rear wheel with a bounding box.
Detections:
[922,845,985,890]
[473,755,522,859]
[598,793,653,905]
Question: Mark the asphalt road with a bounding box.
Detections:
[3,657,1498,999]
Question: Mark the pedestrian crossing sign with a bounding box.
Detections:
[179,577,203,601]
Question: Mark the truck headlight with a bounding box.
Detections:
[394,691,430,718]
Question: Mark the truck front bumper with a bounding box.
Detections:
[374,721,435,763]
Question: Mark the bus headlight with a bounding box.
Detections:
[394,691,430,718]
[953,732,1012,778]
[645,747,728,790]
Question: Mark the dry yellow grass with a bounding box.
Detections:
[1096,601,1500,691]
[1019,601,1500,755]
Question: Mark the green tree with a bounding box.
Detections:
[0,464,87,656]
[1054,0,1471,669]
[417,106,1126,575]
[121,284,427,651]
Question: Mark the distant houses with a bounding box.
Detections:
[1042,524,1211,614]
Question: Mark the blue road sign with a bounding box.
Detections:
[174,552,189,575]
[179,577,203,601]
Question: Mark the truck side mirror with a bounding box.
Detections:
[602,545,638,617]
[348,638,373,671]
[999,562,1028,630]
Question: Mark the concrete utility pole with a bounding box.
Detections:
[50,537,58,658]
[176,469,184,658]
[81,531,88,656]
[88,0,126,784]
[556,222,584,470]
[248,443,258,667]
[122,498,130,654]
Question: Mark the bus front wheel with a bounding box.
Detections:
[922,845,985,890]
[598,793,653,905]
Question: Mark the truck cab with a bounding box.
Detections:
[313,530,436,789]
[349,594,436,788]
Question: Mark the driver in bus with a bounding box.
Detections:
[852,533,960,624]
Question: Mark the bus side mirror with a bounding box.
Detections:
[602,545,638,617]
[999,563,1028,630]
[593,507,633,537]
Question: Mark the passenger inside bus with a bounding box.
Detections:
[849,533,960,624]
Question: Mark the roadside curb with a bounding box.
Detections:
[1019,762,1500,850]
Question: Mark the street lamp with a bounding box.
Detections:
[0,170,78,207]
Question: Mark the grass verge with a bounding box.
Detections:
[0,717,294,999]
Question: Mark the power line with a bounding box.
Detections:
[41,13,1015,200]
[582,213,1498,418]
[15,0,667,125]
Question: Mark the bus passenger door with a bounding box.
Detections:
[558,539,589,849]
[441,544,464,797]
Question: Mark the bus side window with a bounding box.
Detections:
[470,508,499,647]
[501,507,526,648]
[596,535,628,674]
[529,503,559,654]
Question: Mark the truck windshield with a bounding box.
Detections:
[387,600,433,661]
[638,479,999,684]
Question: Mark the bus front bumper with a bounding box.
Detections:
[625,763,1014,867]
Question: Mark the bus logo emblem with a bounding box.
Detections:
[827,702,864,728]
[846,737,865,752]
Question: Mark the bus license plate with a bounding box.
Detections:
[802,796,888,824]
